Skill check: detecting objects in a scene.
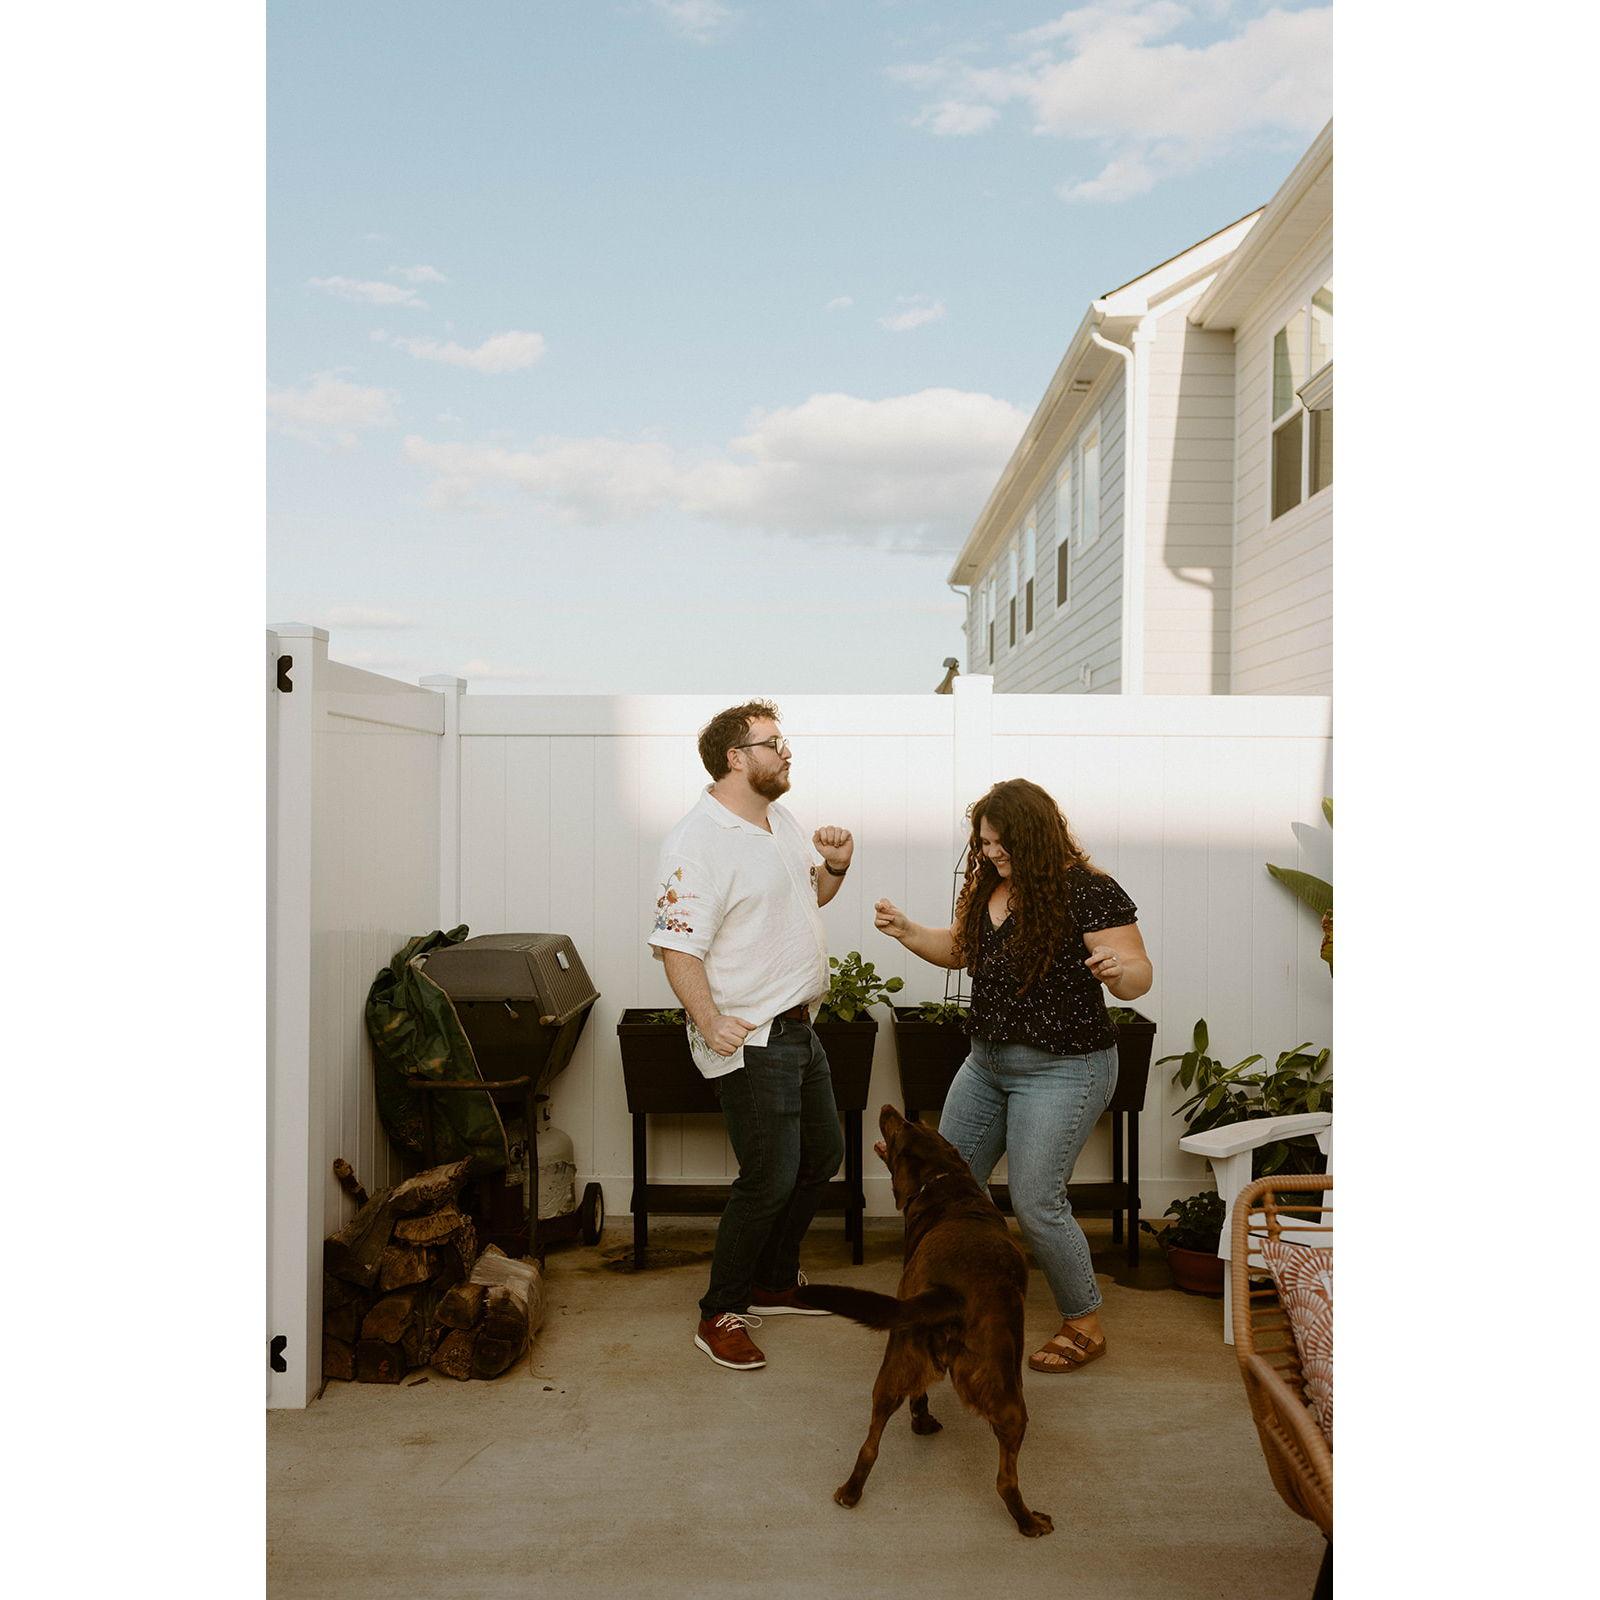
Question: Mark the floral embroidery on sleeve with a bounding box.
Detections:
[653,867,698,935]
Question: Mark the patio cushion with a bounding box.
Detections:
[1262,1238,1333,1446]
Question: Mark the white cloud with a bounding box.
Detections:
[266,374,398,449]
[377,329,547,373]
[651,1,733,41]
[877,295,947,333]
[310,275,427,308]
[913,100,1001,136]
[824,295,854,312]
[403,387,1029,551]
[389,264,447,284]
[324,606,419,629]
[894,2,1331,202]
[1057,150,1159,202]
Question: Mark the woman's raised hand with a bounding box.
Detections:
[874,898,911,940]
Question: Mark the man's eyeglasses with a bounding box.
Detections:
[732,736,791,758]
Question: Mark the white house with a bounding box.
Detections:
[952,121,1333,696]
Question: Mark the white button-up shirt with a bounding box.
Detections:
[647,788,830,1078]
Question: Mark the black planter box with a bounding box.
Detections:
[615,1009,876,1267]
[889,1006,1155,1116]
[887,1006,1158,1264]
[616,1010,875,1113]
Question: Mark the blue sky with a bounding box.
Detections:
[268,0,1330,692]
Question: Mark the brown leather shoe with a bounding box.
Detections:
[745,1272,831,1317]
[695,1312,766,1369]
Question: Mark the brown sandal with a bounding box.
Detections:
[1028,1327,1107,1374]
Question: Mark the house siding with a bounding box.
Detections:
[1142,302,1236,693]
[1229,235,1333,695]
[972,369,1126,693]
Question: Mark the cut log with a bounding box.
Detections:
[472,1333,525,1379]
[469,1247,546,1339]
[481,1286,525,1344]
[394,1205,468,1245]
[324,1299,365,1346]
[432,1328,479,1381]
[361,1290,421,1346]
[401,1310,440,1369]
[332,1158,369,1207]
[324,1191,397,1288]
[378,1243,434,1292]
[323,1335,355,1381]
[388,1159,473,1215]
[355,1340,406,1384]
[435,1282,486,1331]
[430,1217,477,1286]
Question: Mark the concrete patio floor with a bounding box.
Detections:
[268,1216,1325,1599]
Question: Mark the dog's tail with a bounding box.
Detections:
[796,1282,964,1331]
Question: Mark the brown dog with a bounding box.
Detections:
[797,1104,1052,1537]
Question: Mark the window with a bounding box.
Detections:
[1021,521,1036,636]
[1055,464,1071,610]
[1080,428,1101,549]
[985,575,996,662]
[1271,279,1334,520]
[1007,543,1018,648]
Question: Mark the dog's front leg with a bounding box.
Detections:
[834,1363,907,1509]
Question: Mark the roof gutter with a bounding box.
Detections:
[946,304,1101,585]
[1088,310,1148,694]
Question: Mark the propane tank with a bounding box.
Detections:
[536,1097,577,1220]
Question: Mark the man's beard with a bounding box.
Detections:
[748,765,790,801]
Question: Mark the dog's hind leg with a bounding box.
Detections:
[908,1392,942,1435]
[989,1400,1053,1538]
[834,1363,908,1508]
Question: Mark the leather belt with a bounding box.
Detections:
[776,1003,811,1023]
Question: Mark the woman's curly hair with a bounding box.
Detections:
[952,778,1101,993]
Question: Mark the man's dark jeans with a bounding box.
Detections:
[699,1017,845,1319]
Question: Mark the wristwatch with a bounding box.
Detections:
[824,861,849,877]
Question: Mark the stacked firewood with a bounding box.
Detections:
[322,1157,545,1384]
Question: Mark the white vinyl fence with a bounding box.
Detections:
[267,623,1332,1407]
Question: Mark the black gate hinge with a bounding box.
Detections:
[276,655,294,692]
[269,1334,288,1372]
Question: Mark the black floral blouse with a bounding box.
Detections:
[968,868,1138,1056]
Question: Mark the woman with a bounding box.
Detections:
[874,778,1152,1373]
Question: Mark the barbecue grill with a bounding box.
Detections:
[407,933,603,1254]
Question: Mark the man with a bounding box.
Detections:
[647,700,853,1371]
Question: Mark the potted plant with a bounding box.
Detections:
[1159,1019,1333,1178]
[1267,796,1333,971]
[813,951,903,1111]
[1141,1191,1226,1293]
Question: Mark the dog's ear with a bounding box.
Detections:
[887,1134,920,1212]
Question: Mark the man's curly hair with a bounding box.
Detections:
[952,778,1102,993]
[697,699,781,780]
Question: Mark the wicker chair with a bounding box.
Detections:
[1231,1174,1332,1598]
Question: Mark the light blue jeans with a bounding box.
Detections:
[938,1038,1118,1319]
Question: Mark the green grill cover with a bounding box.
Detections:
[364,926,508,1173]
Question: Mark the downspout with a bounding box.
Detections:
[947,579,972,674]
[1088,317,1147,693]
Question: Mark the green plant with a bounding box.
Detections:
[910,998,970,1024]
[816,951,904,1023]
[1140,1191,1225,1254]
[1267,795,1333,970]
[1106,1005,1142,1026]
[643,1007,686,1025]
[1159,1019,1332,1177]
